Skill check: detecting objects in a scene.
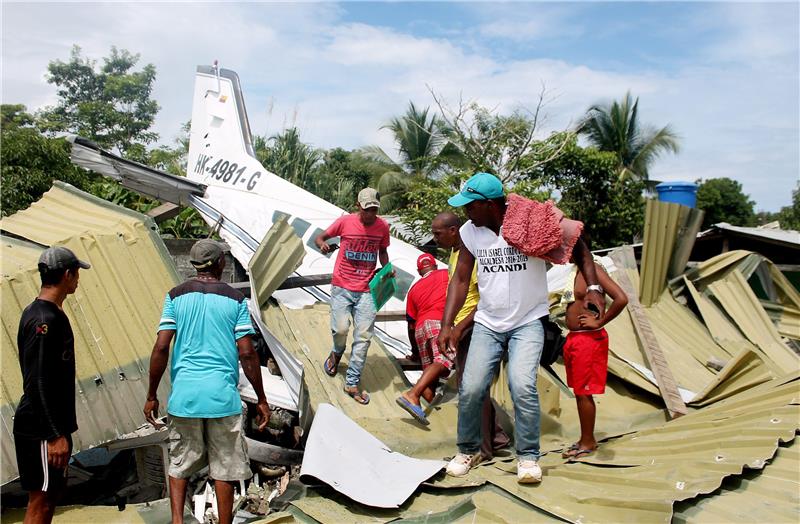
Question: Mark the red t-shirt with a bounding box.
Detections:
[325,213,390,293]
[406,269,449,325]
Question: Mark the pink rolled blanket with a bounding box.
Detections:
[502,193,584,264]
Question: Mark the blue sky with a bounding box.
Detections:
[2,1,798,212]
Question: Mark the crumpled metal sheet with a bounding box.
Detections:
[0,183,179,485]
[68,135,206,207]
[299,403,445,508]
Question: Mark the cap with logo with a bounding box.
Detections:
[38,246,91,271]
[447,172,505,207]
[416,253,437,271]
[190,239,229,269]
[357,187,381,209]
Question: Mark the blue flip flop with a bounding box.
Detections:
[396,396,430,426]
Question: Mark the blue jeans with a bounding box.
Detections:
[457,319,544,460]
[330,285,377,388]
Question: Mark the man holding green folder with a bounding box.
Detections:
[315,188,391,404]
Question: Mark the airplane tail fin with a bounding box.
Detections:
[187,65,257,184]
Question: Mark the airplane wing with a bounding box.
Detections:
[68,135,206,206]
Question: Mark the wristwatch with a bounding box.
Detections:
[586,284,604,294]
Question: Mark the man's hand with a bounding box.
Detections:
[143,398,160,427]
[578,313,603,330]
[47,435,70,469]
[255,400,271,431]
[584,291,606,320]
[437,325,452,355]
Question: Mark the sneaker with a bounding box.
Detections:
[445,453,483,477]
[517,459,542,484]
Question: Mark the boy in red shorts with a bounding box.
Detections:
[561,258,627,459]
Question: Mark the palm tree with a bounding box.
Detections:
[363,102,452,212]
[578,92,680,182]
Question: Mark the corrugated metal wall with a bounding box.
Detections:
[0,183,180,484]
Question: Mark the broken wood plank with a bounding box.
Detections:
[611,246,688,418]
[146,202,181,223]
[277,274,332,290]
[375,310,407,322]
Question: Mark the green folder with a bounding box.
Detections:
[369,262,397,310]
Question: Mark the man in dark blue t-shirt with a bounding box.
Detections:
[14,246,90,523]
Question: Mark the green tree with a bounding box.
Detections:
[310,148,384,210]
[538,136,645,248]
[578,91,679,182]
[1,104,92,216]
[255,127,322,190]
[431,89,572,185]
[37,45,159,160]
[363,102,455,212]
[775,184,800,230]
[696,177,756,228]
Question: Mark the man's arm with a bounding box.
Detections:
[379,246,389,267]
[572,236,606,318]
[143,330,174,426]
[28,322,71,469]
[238,335,270,431]
[452,307,476,341]
[315,231,333,254]
[439,248,475,351]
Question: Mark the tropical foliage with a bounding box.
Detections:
[578,91,679,183]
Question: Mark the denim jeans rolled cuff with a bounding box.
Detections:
[329,285,377,387]
[456,318,544,460]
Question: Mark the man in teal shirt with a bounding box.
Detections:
[144,239,269,524]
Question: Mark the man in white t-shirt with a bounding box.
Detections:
[439,172,605,484]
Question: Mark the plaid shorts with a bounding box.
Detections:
[415,319,456,370]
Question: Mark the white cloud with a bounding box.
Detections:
[1,2,797,211]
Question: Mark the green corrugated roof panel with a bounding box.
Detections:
[0,183,179,485]
[248,216,305,310]
[673,439,799,523]
[707,270,798,373]
[640,199,685,306]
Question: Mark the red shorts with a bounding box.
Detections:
[564,329,609,396]
[415,319,456,370]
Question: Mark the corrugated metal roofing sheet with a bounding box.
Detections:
[0,183,179,484]
[640,199,685,306]
[673,439,799,523]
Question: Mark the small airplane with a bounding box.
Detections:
[68,63,439,409]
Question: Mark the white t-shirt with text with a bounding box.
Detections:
[459,221,549,332]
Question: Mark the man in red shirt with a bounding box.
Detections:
[315,188,391,405]
[396,253,452,425]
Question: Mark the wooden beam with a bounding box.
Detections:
[146,202,181,223]
[375,310,407,322]
[277,274,332,290]
[611,246,687,419]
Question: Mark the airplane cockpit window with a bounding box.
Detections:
[290,217,311,238]
[308,228,336,259]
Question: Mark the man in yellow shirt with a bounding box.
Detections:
[432,212,509,458]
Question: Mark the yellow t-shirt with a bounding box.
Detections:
[449,248,480,326]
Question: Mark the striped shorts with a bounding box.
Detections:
[14,434,72,492]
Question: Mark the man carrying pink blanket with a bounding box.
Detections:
[439,172,605,484]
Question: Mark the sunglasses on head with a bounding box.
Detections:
[464,186,491,200]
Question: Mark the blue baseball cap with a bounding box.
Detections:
[447,172,505,207]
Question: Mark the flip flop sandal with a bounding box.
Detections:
[562,443,596,459]
[396,396,430,426]
[323,352,341,377]
[344,386,370,405]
